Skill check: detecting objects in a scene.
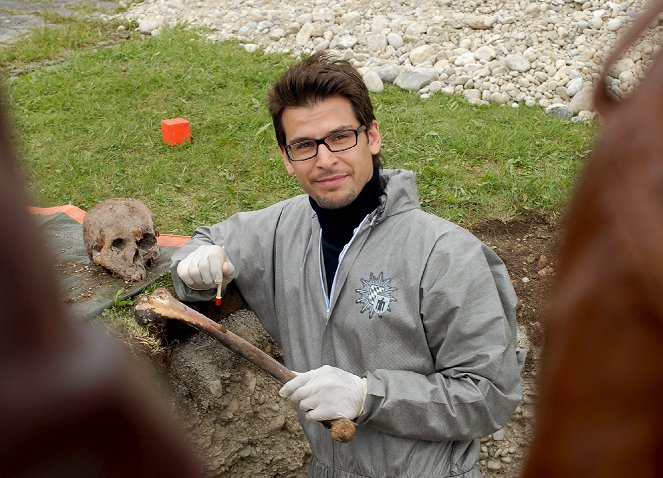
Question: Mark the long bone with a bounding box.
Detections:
[133,288,357,443]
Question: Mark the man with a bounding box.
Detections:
[171,52,524,477]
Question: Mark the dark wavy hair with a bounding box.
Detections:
[267,52,382,169]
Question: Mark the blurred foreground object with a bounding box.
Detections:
[0,94,205,476]
[522,1,663,476]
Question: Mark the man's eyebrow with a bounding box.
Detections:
[288,125,357,144]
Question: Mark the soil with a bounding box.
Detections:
[149,214,562,478]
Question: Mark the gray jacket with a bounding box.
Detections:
[171,169,524,478]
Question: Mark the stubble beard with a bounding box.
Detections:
[312,187,359,209]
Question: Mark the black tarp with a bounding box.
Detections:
[36,212,177,320]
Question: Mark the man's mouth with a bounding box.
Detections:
[315,173,349,185]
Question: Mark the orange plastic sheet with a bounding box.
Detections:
[29,205,190,247]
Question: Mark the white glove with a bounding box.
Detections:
[279,365,368,422]
[176,244,236,291]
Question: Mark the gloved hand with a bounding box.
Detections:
[176,244,236,291]
[279,365,367,422]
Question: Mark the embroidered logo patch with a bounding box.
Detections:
[355,272,397,319]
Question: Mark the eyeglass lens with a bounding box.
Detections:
[287,127,362,161]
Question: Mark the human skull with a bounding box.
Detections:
[82,198,160,281]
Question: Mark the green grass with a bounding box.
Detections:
[7,26,595,233]
[0,11,135,74]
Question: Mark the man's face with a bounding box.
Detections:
[280,96,382,209]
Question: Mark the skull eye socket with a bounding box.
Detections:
[111,238,125,250]
[137,234,156,251]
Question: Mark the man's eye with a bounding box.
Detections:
[294,141,315,151]
[329,131,351,142]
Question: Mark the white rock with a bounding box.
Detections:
[454,52,476,66]
[405,21,428,35]
[492,428,506,440]
[337,35,358,49]
[386,32,404,49]
[546,103,573,119]
[505,54,531,73]
[243,43,258,53]
[618,70,634,85]
[606,18,622,31]
[569,85,594,113]
[588,17,603,29]
[313,7,334,22]
[410,45,437,66]
[612,57,635,76]
[465,15,496,30]
[475,46,496,61]
[576,110,596,121]
[491,92,510,105]
[394,67,438,91]
[138,17,163,35]
[463,89,483,105]
[429,80,443,93]
[313,39,330,53]
[566,77,584,97]
[296,23,315,46]
[339,11,361,27]
[269,28,286,40]
[367,34,387,51]
[377,63,400,83]
[363,71,384,93]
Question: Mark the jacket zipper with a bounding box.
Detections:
[320,212,378,318]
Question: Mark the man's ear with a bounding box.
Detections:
[280,147,295,176]
[367,119,382,156]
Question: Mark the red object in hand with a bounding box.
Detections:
[161,118,191,146]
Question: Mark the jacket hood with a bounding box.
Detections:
[377,169,421,221]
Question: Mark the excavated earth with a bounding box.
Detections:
[147,214,559,478]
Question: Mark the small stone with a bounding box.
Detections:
[377,63,400,83]
[566,77,583,97]
[487,460,502,471]
[606,18,622,31]
[337,35,358,49]
[492,428,506,441]
[537,255,548,269]
[546,103,573,119]
[209,380,223,398]
[227,398,240,414]
[410,45,437,66]
[570,86,594,113]
[238,446,252,458]
[363,71,384,92]
[475,46,496,61]
[138,17,163,35]
[394,67,438,91]
[296,23,315,46]
[387,32,404,49]
[505,54,531,73]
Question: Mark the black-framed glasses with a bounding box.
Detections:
[284,125,368,162]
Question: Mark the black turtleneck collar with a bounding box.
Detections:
[309,166,384,294]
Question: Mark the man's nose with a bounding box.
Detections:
[315,142,338,166]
